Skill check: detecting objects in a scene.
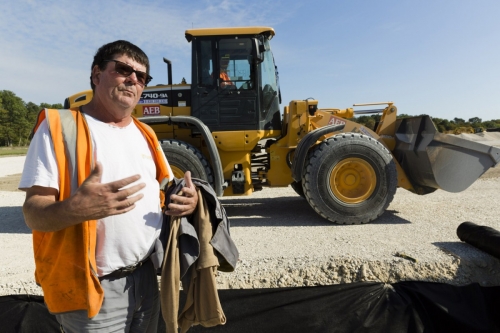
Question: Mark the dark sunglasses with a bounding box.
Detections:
[102,59,152,87]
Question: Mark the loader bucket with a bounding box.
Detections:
[392,115,500,194]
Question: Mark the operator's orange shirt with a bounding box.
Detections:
[220,72,233,86]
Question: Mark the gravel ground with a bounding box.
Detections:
[1,133,500,296]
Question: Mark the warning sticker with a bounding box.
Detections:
[328,116,346,126]
[138,99,168,105]
[359,126,374,138]
[142,106,160,116]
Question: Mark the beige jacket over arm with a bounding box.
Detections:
[161,188,226,333]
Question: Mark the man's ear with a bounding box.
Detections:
[91,65,101,86]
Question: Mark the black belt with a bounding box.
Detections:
[100,256,151,280]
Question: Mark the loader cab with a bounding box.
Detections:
[186,27,281,132]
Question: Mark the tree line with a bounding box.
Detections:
[0,90,62,146]
[1,89,499,147]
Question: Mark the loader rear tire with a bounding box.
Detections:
[302,133,397,224]
[161,139,214,185]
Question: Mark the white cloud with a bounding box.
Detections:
[4,0,496,121]
[0,0,295,104]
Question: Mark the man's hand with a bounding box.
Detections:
[71,161,145,220]
[23,161,146,232]
[165,171,198,217]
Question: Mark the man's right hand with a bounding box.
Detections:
[73,161,146,220]
[23,161,146,232]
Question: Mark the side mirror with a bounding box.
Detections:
[253,39,264,63]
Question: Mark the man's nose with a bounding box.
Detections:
[125,72,140,85]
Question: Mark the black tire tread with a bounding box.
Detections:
[161,139,214,185]
[302,133,397,224]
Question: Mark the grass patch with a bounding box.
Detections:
[0,147,28,156]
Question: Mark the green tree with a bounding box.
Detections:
[483,120,500,129]
[352,115,380,130]
[0,94,3,143]
[488,120,498,128]
[0,90,29,146]
[25,101,40,127]
[468,117,482,124]
[40,102,64,109]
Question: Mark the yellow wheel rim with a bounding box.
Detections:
[171,165,185,179]
[329,158,376,204]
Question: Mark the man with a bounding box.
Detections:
[19,40,198,332]
[219,55,234,88]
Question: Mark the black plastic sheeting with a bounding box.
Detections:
[457,222,500,260]
[162,282,500,333]
[0,295,59,332]
[3,281,498,333]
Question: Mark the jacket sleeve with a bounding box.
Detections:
[192,179,240,272]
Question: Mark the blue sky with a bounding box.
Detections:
[1,0,499,121]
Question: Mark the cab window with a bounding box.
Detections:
[218,38,254,90]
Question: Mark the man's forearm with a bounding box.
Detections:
[22,167,147,232]
[23,194,88,232]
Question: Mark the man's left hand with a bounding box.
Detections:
[165,171,198,216]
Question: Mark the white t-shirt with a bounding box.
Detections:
[20,114,172,276]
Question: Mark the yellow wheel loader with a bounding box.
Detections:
[65,27,500,224]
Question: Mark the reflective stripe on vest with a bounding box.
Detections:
[47,109,79,195]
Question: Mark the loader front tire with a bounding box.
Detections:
[302,133,397,224]
[161,139,214,185]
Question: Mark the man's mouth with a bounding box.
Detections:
[120,89,135,96]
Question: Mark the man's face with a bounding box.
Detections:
[92,54,146,116]
[220,57,229,70]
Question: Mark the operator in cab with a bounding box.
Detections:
[219,55,234,88]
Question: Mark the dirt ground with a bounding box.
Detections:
[2,151,500,296]
[0,174,23,192]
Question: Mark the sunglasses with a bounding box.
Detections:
[103,59,152,87]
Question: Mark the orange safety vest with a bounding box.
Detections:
[219,72,233,85]
[30,108,170,318]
